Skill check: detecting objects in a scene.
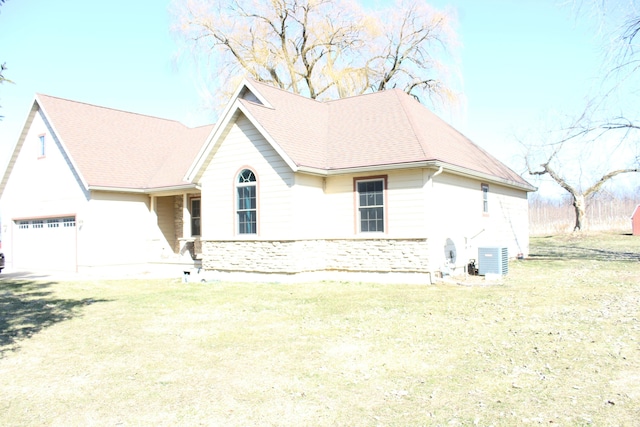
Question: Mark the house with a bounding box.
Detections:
[186,79,536,282]
[0,80,535,281]
[0,94,213,274]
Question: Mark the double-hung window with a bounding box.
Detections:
[481,183,489,214]
[191,198,201,236]
[237,169,257,234]
[356,177,386,233]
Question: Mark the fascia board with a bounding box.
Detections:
[184,98,243,183]
[184,79,261,182]
[184,80,282,183]
[88,184,198,195]
[88,186,146,194]
[184,99,299,183]
[298,161,536,192]
[297,161,438,176]
[439,162,537,192]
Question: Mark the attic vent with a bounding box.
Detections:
[239,88,262,105]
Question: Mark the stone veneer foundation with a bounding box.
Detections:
[201,238,430,275]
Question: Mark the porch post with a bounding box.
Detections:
[150,195,157,218]
[183,193,191,238]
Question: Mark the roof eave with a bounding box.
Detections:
[440,162,537,192]
[88,183,198,195]
[298,161,536,192]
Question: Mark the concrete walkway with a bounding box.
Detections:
[0,266,185,282]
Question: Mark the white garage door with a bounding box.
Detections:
[12,217,77,272]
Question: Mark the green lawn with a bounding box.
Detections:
[1,232,639,426]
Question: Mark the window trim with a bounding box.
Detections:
[481,183,489,215]
[190,197,201,237]
[354,175,388,234]
[235,167,259,235]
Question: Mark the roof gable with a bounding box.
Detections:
[12,95,214,192]
[212,80,533,190]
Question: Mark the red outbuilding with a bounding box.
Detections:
[632,205,640,236]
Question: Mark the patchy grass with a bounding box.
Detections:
[1,232,639,425]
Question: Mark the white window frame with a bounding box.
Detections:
[355,176,387,234]
[482,183,489,214]
[190,198,201,237]
[236,168,257,235]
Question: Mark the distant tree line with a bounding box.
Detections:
[529,191,640,235]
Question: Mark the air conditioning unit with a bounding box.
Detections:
[478,247,508,275]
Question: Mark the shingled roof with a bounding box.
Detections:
[4,94,214,192]
[213,79,533,190]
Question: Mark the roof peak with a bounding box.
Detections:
[246,79,326,105]
[246,78,411,105]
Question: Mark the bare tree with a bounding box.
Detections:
[172,0,458,106]
[1,1,13,119]
[523,1,640,231]
[526,149,638,231]
[0,62,12,120]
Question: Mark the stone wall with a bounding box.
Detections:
[201,238,430,274]
[173,195,183,253]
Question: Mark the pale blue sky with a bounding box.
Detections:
[0,0,609,196]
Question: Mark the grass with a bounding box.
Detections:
[1,232,639,426]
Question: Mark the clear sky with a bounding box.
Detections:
[0,0,612,197]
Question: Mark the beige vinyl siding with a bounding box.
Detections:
[199,113,294,240]
[1,111,87,219]
[0,112,87,271]
[322,169,427,238]
[78,191,152,268]
[385,169,427,238]
[490,185,530,257]
[428,172,490,269]
[322,174,357,237]
[153,195,176,254]
[429,171,530,268]
[292,173,326,239]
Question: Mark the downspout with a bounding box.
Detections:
[428,166,443,281]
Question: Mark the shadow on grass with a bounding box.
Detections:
[529,245,640,262]
[0,280,108,356]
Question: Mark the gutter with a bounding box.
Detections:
[297,161,537,192]
[88,183,199,195]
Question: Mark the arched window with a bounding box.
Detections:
[237,169,257,234]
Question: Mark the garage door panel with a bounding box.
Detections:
[13,217,77,272]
